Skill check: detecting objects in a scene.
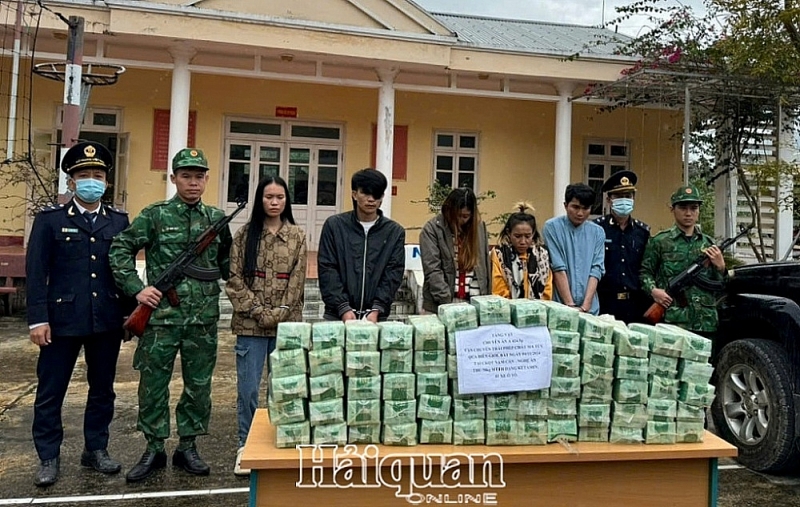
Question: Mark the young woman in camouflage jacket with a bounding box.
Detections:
[224,176,306,474]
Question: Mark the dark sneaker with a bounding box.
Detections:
[125,450,167,483]
[81,449,122,474]
[172,448,210,476]
[34,457,60,487]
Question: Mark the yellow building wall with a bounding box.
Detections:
[0,67,683,242]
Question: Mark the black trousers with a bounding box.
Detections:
[32,330,122,460]
[598,291,651,324]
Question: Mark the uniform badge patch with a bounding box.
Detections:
[61,227,79,233]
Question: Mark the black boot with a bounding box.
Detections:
[81,449,122,474]
[34,457,60,487]
[172,448,210,476]
[125,450,167,483]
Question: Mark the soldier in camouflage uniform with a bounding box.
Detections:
[640,184,726,334]
[109,148,232,482]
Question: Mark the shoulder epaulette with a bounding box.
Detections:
[39,203,64,213]
[593,216,607,224]
[105,204,128,215]
[634,219,651,232]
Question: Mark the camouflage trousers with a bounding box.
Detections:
[133,323,218,446]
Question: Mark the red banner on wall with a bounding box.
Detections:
[151,109,198,171]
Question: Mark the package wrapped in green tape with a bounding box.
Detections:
[312,422,347,445]
[382,373,415,401]
[648,376,679,400]
[581,364,615,385]
[418,394,452,421]
[380,349,413,374]
[509,299,547,328]
[454,396,486,421]
[447,353,458,379]
[648,326,684,358]
[414,350,447,373]
[645,420,677,444]
[611,402,647,428]
[517,399,548,420]
[377,321,413,350]
[276,322,312,350]
[417,372,449,396]
[437,302,478,333]
[547,417,578,442]
[267,396,307,426]
[312,321,345,349]
[308,346,344,377]
[408,315,446,351]
[275,421,311,448]
[347,375,381,400]
[346,351,381,377]
[470,295,511,325]
[581,379,614,403]
[609,425,644,444]
[517,389,549,400]
[544,301,580,332]
[420,419,453,444]
[550,376,581,398]
[677,402,706,422]
[579,426,610,442]
[550,330,581,354]
[613,380,648,404]
[547,397,577,417]
[578,402,611,427]
[518,419,548,445]
[678,359,714,384]
[270,348,308,378]
[627,323,659,345]
[486,394,519,419]
[345,321,379,351]
[649,353,678,378]
[486,419,519,445]
[614,356,649,382]
[309,372,344,402]
[383,400,417,425]
[578,314,613,344]
[308,398,344,426]
[382,422,419,446]
[348,423,381,444]
[552,353,581,378]
[270,373,308,402]
[614,328,650,358]
[678,382,716,407]
[580,339,615,368]
[676,421,705,443]
[680,332,713,362]
[453,419,486,445]
[647,398,677,421]
[347,398,381,426]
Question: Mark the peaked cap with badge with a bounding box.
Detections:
[172,148,209,173]
[670,184,704,205]
[601,170,637,194]
[61,141,114,175]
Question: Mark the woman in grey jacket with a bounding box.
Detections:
[419,188,491,313]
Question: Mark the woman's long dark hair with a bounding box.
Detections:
[442,187,480,272]
[243,176,295,288]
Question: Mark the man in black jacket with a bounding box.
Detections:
[318,169,405,322]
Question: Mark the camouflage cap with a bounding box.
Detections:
[670,184,703,205]
[172,148,209,172]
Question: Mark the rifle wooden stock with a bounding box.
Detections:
[124,303,154,338]
[643,302,666,324]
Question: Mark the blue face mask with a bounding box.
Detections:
[74,178,107,203]
[611,197,634,217]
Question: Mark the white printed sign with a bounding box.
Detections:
[456,324,552,395]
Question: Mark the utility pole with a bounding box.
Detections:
[58,15,84,200]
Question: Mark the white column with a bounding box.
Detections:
[775,107,796,260]
[553,83,575,216]
[375,68,397,218]
[166,45,195,199]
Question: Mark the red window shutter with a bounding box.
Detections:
[370,124,408,181]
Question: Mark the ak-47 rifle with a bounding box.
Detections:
[124,199,248,337]
[643,224,753,325]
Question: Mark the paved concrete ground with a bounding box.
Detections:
[2,314,800,506]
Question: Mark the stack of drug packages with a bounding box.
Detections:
[408,314,452,444]
[306,321,347,445]
[379,320,417,446]
[268,322,313,448]
[344,321,383,443]
[576,313,616,442]
[608,322,650,443]
[628,322,715,444]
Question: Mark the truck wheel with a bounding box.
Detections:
[711,339,799,473]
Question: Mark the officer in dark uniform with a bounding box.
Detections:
[593,170,651,323]
[26,141,131,487]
